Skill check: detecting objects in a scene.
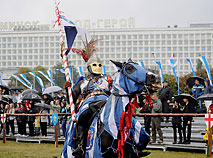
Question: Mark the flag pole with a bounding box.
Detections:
[54,1,76,121]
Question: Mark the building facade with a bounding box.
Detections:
[0,22,213,77]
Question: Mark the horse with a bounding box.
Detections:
[61,59,160,158]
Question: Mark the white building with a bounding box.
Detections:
[0,21,213,78]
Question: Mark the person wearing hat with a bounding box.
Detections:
[171,100,182,144]
[192,79,204,113]
[159,80,173,122]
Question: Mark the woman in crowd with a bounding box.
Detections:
[171,100,182,144]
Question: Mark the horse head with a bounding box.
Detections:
[111,59,160,95]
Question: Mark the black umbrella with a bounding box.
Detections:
[186,76,205,88]
[174,93,198,106]
[21,93,42,100]
[0,100,9,105]
[197,93,213,101]
[10,86,24,91]
[34,103,50,110]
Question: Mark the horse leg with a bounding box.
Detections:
[100,130,118,158]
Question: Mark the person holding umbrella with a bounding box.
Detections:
[171,100,182,144]
[191,78,204,113]
[180,95,196,144]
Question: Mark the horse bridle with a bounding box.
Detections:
[120,62,146,85]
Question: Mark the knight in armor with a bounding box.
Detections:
[61,39,110,157]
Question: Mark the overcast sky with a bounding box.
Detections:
[0,0,213,28]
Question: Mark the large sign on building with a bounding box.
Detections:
[73,17,135,29]
[0,21,40,31]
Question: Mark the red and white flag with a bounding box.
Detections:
[205,114,213,129]
[1,114,6,124]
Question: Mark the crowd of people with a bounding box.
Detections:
[140,78,213,145]
[0,76,212,147]
[0,88,69,138]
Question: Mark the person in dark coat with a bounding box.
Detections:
[0,103,5,134]
[181,97,195,144]
[26,103,35,136]
[159,80,173,122]
[172,100,182,144]
[204,78,213,94]
[16,104,27,135]
[139,94,151,135]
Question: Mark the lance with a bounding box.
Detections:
[54,1,76,121]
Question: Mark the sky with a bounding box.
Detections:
[0,0,213,28]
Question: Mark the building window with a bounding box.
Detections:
[122,54,126,58]
[122,48,126,52]
[139,35,143,39]
[111,41,115,46]
[111,35,115,40]
[144,35,149,39]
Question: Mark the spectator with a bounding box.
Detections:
[8,103,15,136]
[26,103,35,136]
[5,104,10,135]
[40,107,48,137]
[60,92,66,103]
[171,100,182,144]
[0,103,5,134]
[35,115,40,136]
[150,93,163,144]
[159,80,173,122]
[192,79,204,113]
[204,78,213,94]
[181,97,195,144]
[51,99,61,136]
[53,92,61,103]
[43,94,53,127]
[60,101,67,137]
[15,103,21,135]
[139,94,151,135]
[16,104,27,136]
[204,78,213,111]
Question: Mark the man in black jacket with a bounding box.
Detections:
[159,80,173,122]
[182,97,195,144]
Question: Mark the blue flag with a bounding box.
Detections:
[199,56,213,85]
[64,26,77,55]
[155,61,164,84]
[186,58,196,77]
[169,59,179,95]
[52,114,58,125]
